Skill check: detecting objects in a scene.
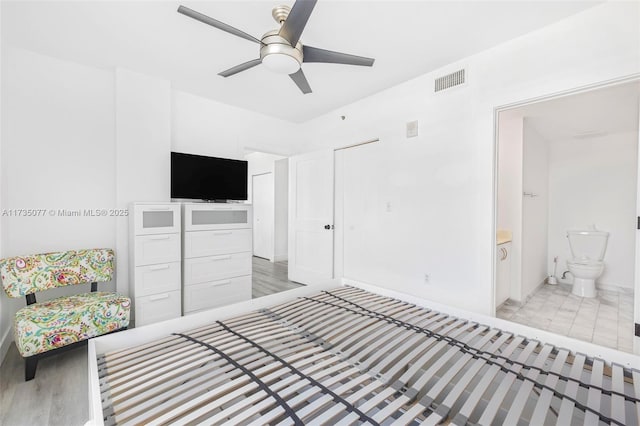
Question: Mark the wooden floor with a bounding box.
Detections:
[0,343,88,426]
[0,257,303,426]
[251,257,304,298]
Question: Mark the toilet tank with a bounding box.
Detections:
[567,230,609,260]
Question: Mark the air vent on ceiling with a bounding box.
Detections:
[434,69,466,92]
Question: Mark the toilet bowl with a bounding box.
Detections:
[566,229,608,298]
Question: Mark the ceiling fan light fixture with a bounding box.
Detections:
[262,52,301,74]
[260,32,303,74]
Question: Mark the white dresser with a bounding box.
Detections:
[182,203,253,314]
[129,203,182,326]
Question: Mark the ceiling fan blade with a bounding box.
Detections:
[289,69,312,94]
[218,59,262,77]
[279,0,317,47]
[303,45,375,67]
[178,5,261,45]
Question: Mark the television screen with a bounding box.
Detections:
[171,152,248,201]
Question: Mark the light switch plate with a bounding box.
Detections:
[406,120,419,138]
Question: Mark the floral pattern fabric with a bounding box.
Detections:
[0,249,114,298]
[14,292,130,357]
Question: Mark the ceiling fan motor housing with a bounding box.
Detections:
[260,30,303,74]
[271,5,291,24]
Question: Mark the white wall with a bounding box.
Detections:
[497,112,524,302]
[548,131,638,289]
[521,120,550,298]
[115,68,172,301]
[294,2,640,315]
[172,91,295,161]
[0,46,116,355]
[274,158,289,261]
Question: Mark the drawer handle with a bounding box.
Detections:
[212,231,233,236]
[500,247,508,261]
[147,207,171,211]
[208,256,232,262]
[149,264,171,271]
[149,293,170,301]
[149,235,171,240]
[210,280,231,287]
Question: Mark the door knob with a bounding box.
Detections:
[324,224,333,230]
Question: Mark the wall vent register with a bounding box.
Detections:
[434,68,466,92]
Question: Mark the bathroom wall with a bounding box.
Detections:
[521,120,550,298]
[497,111,524,302]
[497,116,551,303]
[548,131,638,290]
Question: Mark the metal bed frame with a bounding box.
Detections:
[91,285,640,425]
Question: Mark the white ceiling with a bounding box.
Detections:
[511,81,640,142]
[2,0,602,123]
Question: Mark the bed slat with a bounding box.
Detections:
[96,287,640,426]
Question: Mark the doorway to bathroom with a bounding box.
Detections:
[494,79,640,354]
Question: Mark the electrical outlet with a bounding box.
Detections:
[424,274,430,284]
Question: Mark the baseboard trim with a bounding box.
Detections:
[0,326,13,366]
[273,254,288,262]
[596,282,634,295]
[521,278,548,304]
[555,277,634,295]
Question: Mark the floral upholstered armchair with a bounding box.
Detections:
[0,248,130,380]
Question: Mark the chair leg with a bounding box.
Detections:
[25,356,38,381]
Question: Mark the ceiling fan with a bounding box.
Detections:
[177,0,375,94]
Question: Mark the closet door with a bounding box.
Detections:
[288,149,335,285]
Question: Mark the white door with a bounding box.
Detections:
[288,149,335,285]
[253,173,274,260]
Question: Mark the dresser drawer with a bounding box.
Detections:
[183,252,252,286]
[133,204,181,235]
[134,234,180,266]
[183,276,251,314]
[134,261,181,297]
[184,229,252,258]
[183,204,252,232]
[135,290,181,327]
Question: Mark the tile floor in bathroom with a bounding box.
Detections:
[496,283,634,353]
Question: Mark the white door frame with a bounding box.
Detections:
[491,74,640,354]
[252,172,274,261]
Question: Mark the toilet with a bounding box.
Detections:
[566,229,609,298]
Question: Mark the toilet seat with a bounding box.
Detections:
[567,258,602,268]
[567,259,603,275]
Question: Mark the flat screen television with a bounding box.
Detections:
[171,152,248,201]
